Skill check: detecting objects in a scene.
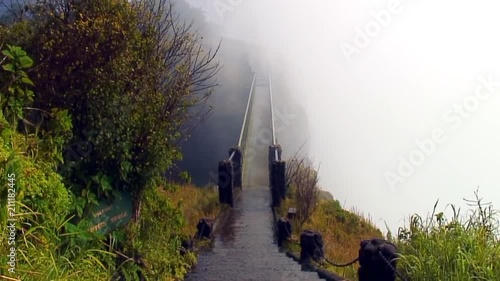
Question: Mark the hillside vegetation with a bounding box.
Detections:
[277,154,382,280]
[0,0,220,280]
[278,195,383,280]
[394,192,500,281]
[279,154,500,281]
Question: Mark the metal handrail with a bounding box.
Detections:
[239,73,256,147]
[229,73,256,161]
[268,74,279,161]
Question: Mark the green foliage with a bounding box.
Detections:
[0,0,220,279]
[0,44,117,280]
[5,0,218,213]
[0,44,34,126]
[122,185,197,280]
[23,0,165,198]
[396,193,500,281]
[0,112,116,280]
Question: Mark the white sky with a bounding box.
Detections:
[187,0,500,233]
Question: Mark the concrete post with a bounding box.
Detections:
[300,230,325,263]
[270,161,281,207]
[277,217,292,247]
[277,144,283,160]
[196,218,214,239]
[269,145,277,186]
[218,160,234,207]
[276,160,286,199]
[229,147,243,189]
[358,239,398,281]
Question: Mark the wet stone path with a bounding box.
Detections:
[184,75,322,281]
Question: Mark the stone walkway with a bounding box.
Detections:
[184,74,322,281]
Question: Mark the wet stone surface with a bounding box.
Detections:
[184,75,322,281]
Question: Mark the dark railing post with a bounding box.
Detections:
[277,217,292,247]
[358,239,398,281]
[276,160,286,199]
[229,147,243,189]
[268,145,277,185]
[269,145,285,207]
[300,230,325,263]
[196,218,214,239]
[218,160,234,207]
[270,161,281,207]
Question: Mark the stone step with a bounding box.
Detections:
[186,269,321,281]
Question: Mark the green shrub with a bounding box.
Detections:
[1,0,221,279]
[0,44,116,280]
[121,185,197,281]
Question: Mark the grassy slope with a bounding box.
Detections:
[162,184,220,238]
[277,189,383,280]
[279,186,500,281]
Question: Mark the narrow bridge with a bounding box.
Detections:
[184,73,323,281]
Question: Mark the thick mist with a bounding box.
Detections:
[186,0,500,232]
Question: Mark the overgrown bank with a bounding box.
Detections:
[1,0,220,280]
[278,154,500,281]
[277,188,382,280]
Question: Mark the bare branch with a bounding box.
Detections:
[286,150,320,226]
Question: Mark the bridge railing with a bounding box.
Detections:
[218,73,256,207]
[268,74,287,208]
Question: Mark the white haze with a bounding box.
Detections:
[187,0,500,233]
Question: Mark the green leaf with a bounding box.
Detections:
[65,222,79,234]
[16,49,27,57]
[100,175,112,191]
[19,56,33,68]
[21,77,34,86]
[1,49,14,59]
[2,63,14,72]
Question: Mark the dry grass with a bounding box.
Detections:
[161,184,220,238]
[278,190,382,280]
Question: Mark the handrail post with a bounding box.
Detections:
[229,147,242,189]
[218,73,255,206]
[218,160,234,207]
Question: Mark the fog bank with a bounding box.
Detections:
[187,0,500,232]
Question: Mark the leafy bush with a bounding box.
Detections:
[123,185,202,280]
[0,1,221,279]
[0,45,116,280]
[11,0,220,208]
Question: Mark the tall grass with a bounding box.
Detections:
[0,182,220,281]
[396,191,500,281]
[0,203,116,280]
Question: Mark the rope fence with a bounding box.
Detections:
[275,208,409,281]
